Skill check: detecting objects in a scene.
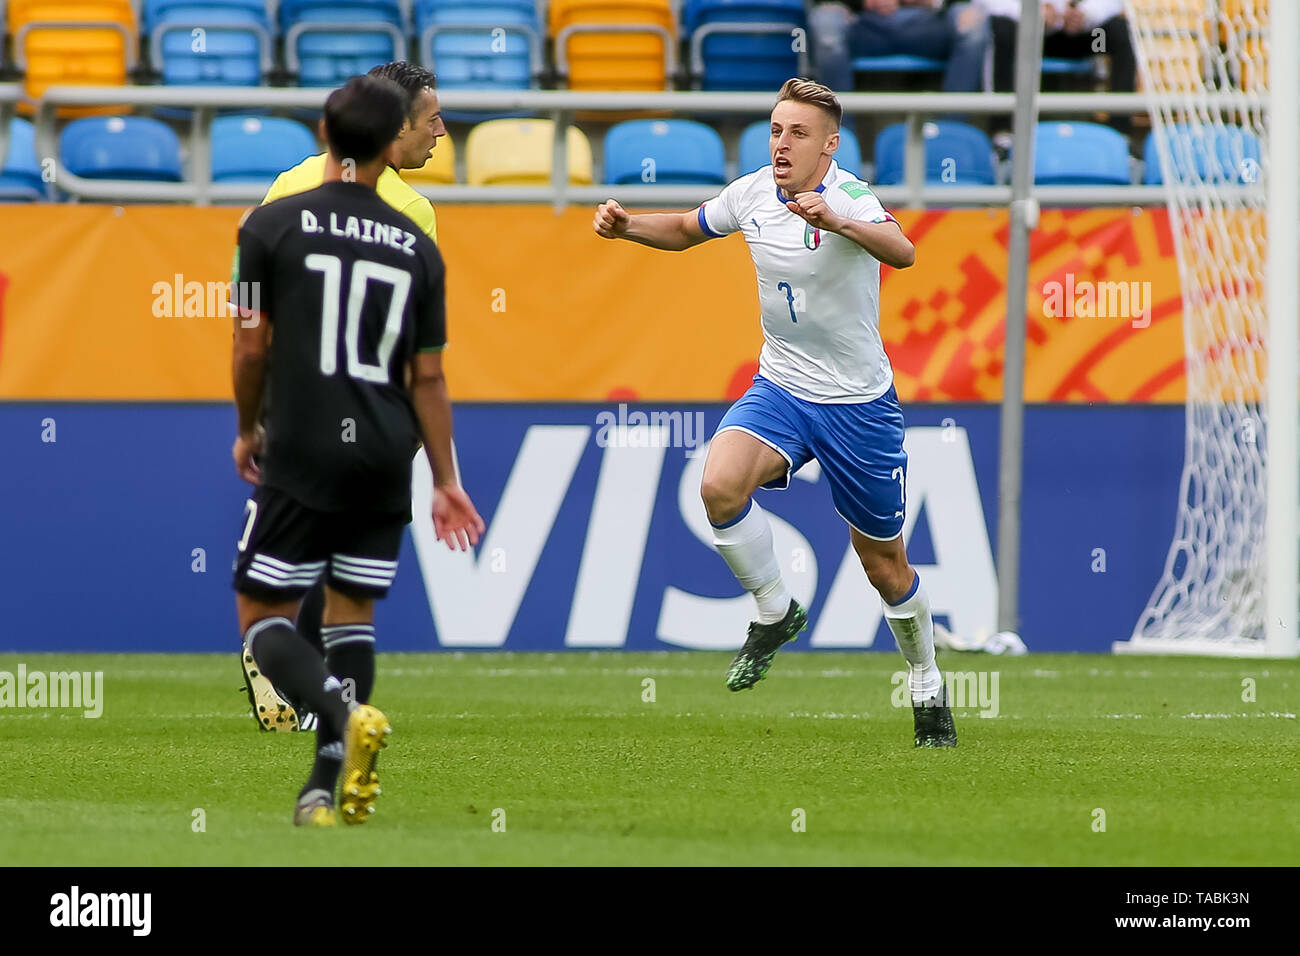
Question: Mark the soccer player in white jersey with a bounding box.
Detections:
[593,78,955,747]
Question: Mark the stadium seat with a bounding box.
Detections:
[211,116,316,185]
[0,118,47,201]
[279,0,406,87]
[872,121,996,186]
[604,120,725,186]
[1142,124,1262,186]
[60,116,183,182]
[550,0,676,92]
[1040,57,1095,76]
[684,0,807,91]
[415,1,540,93]
[1034,121,1132,185]
[8,0,137,106]
[738,120,862,177]
[851,54,944,74]
[401,135,457,185]
[144,0,272,86]
[465,119,593,186]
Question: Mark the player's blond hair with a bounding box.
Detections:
[775,78,842,129]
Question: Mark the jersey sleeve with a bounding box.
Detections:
[837,180,897,225]
[401,195,438,243]
[261,170,290,206]
[696,177,746,238]
[415,244,447,352]
[232,212,273,321]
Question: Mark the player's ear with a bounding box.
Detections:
[317,117,327,143]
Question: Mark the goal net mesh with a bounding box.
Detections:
[1124,0,1270,650]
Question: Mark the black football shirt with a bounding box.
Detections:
[233,180,446,515]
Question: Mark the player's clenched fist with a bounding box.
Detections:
[593,198,630,238]
[785,192,843,232]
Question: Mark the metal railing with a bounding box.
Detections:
[21,85,1269,207]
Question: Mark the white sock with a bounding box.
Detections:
[711,499,791,624]
[882,573,942,702]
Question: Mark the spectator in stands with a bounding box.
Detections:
[809,0,990,93]
[983,1,1136,132]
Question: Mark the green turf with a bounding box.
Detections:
[1,652,1296,865]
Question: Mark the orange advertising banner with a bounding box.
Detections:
[0,204,1185,402]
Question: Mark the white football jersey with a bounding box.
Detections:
[698,160,899,404]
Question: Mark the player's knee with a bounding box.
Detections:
[699,475,749,526]
[859,552,912,603]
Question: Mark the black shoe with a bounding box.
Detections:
[915,681,956,749]
[725,599,807,691]
[913,681,958,747]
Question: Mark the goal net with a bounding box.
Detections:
[1119,0,1298,656]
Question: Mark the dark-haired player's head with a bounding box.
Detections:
[323,74,410,173]
[368,61,445,170]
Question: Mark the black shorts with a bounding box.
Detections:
[232,484,407,601]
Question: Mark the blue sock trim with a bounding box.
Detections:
[709,498,753,530]
[886,571,920,608]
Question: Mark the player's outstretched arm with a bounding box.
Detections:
[593,199,709,252]
[409,350,485,552]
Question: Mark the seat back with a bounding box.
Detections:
[1035,121,1131,186]
[146,1,269,86]
[279,0,405,86]
[0,118,46,200]
[61,116,184,181]
[465,119,593,186]
[211,116,317,184]
[873,121,996,186]
[9,0,136,102]
[604,119,725,185]
[1143,124,1262,185]
[550,0,675,91]
[415,0,538,91]
[684,0,805,91]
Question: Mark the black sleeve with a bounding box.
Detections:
[232,210,273,321]
[415,243,447,352]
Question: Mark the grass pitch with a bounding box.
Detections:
[1,652,1296,866]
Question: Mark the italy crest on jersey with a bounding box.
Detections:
[803,223,821,250]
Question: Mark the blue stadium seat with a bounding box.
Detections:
[604,119,726,185]
[1040,56,1094,76]
[738,119,862,177]
[684,0,807,91]
[1143,124,1262,186]
[211,115,317,185]
[852,54,944,73]
[60,116,183,181]
[873,121,995,186]
[144,0,271,85]
[280,0,406,87]
[0,118,46,201]
[415,0,540,92]
[1035,121,1131,185]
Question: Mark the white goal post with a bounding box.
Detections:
[1118,0,1299,657]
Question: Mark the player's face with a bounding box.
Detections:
[395,88,445,170]
[769,100,838,193]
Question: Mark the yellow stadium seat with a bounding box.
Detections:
[401,135,457,185]
[465,119,593,186]
[550,0,676,91]
[9,0,136,114]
